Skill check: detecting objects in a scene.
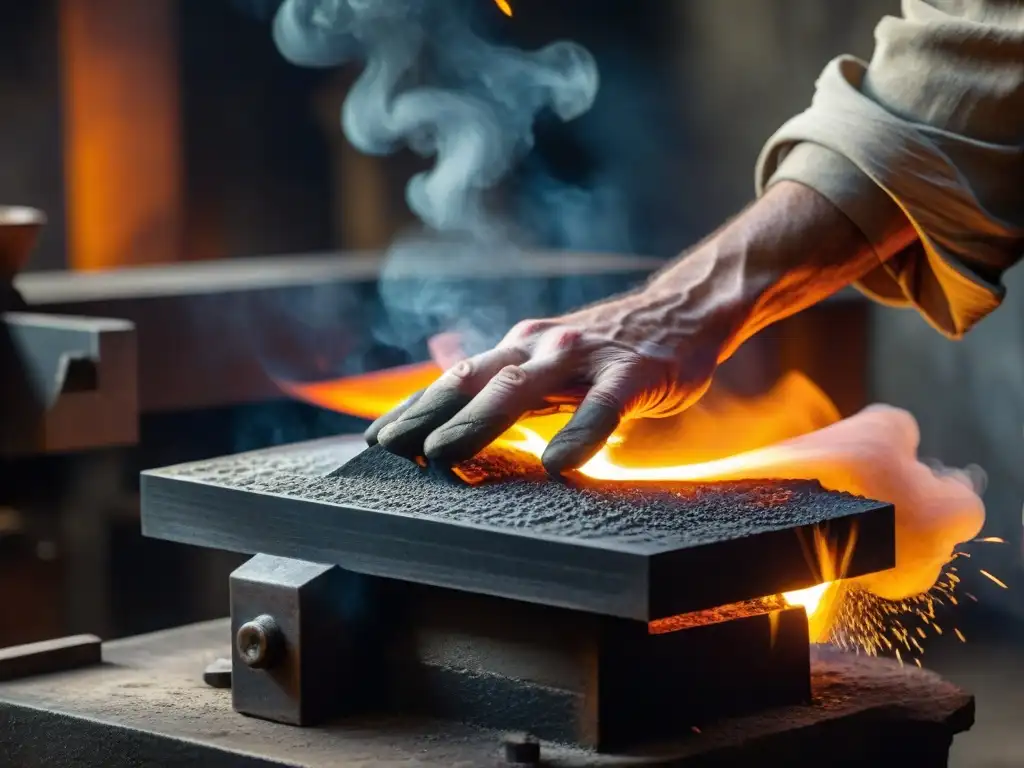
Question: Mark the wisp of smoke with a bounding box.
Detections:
[271,0,599,354]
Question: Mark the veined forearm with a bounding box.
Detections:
[645,181,916,362]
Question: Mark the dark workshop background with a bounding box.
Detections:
[2,0,1021,648]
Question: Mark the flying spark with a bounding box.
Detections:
[980,570,1008,589]
[822,543,1010,663]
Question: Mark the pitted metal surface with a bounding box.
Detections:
[162,441,884,551]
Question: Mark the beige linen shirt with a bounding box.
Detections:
[756,0,1024,338]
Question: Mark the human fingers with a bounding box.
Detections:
[364,330,468,446]
[422,357,569,464]
[376,346,529,460]
[540,366,643,475]
[421,326,588,463]
[364,390,424,446]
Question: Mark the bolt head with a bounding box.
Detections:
[236,614,283,669]
[502,731,540,764]
[203,657,232,689]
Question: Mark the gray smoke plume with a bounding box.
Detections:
[271,0,599,354]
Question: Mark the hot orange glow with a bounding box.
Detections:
[281,360,987,648]
[494,0,513,16]
[59,0,184,269]
[282,364,844,624]
[277,362,443,422]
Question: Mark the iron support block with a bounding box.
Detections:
[229,555,812,750]
[392,585,811,750]
[229,554,383,726]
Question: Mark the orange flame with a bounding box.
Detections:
[281,359,987,648]
[277,363,442,422]
[282,363,849,625]
[493,0,512,16]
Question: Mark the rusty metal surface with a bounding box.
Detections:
[0,311,137,456]
[0,634,101,682]
[141,439,894,620]
[0,620,973,767]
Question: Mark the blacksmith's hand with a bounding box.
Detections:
[366,181,892,474]
[365,293,725,474]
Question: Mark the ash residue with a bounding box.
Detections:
[163,440,886,550]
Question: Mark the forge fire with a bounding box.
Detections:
[282,361,991,654]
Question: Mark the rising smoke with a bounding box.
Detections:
[271,0,600,355]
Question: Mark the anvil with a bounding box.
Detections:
[137,435,896,750]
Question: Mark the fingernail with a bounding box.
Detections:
[540,447,572,476]
[363,423,383,445]
[423,428,463,463]
[424,414,519,464]
[425,427,489,465]
[541,440,602,477]
[375,420,429,461]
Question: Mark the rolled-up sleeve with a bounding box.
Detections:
[756,0,1024,338]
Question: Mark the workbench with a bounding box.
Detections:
[0,620,973,767]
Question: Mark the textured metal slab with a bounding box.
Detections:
[141,438,894,620]
[0,620,973,768]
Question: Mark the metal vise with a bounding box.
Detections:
[0,206,137,458]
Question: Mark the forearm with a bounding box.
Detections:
[757,1,1024,338]
[644,180,915,362]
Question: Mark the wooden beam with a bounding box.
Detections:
[59,0,183,270]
